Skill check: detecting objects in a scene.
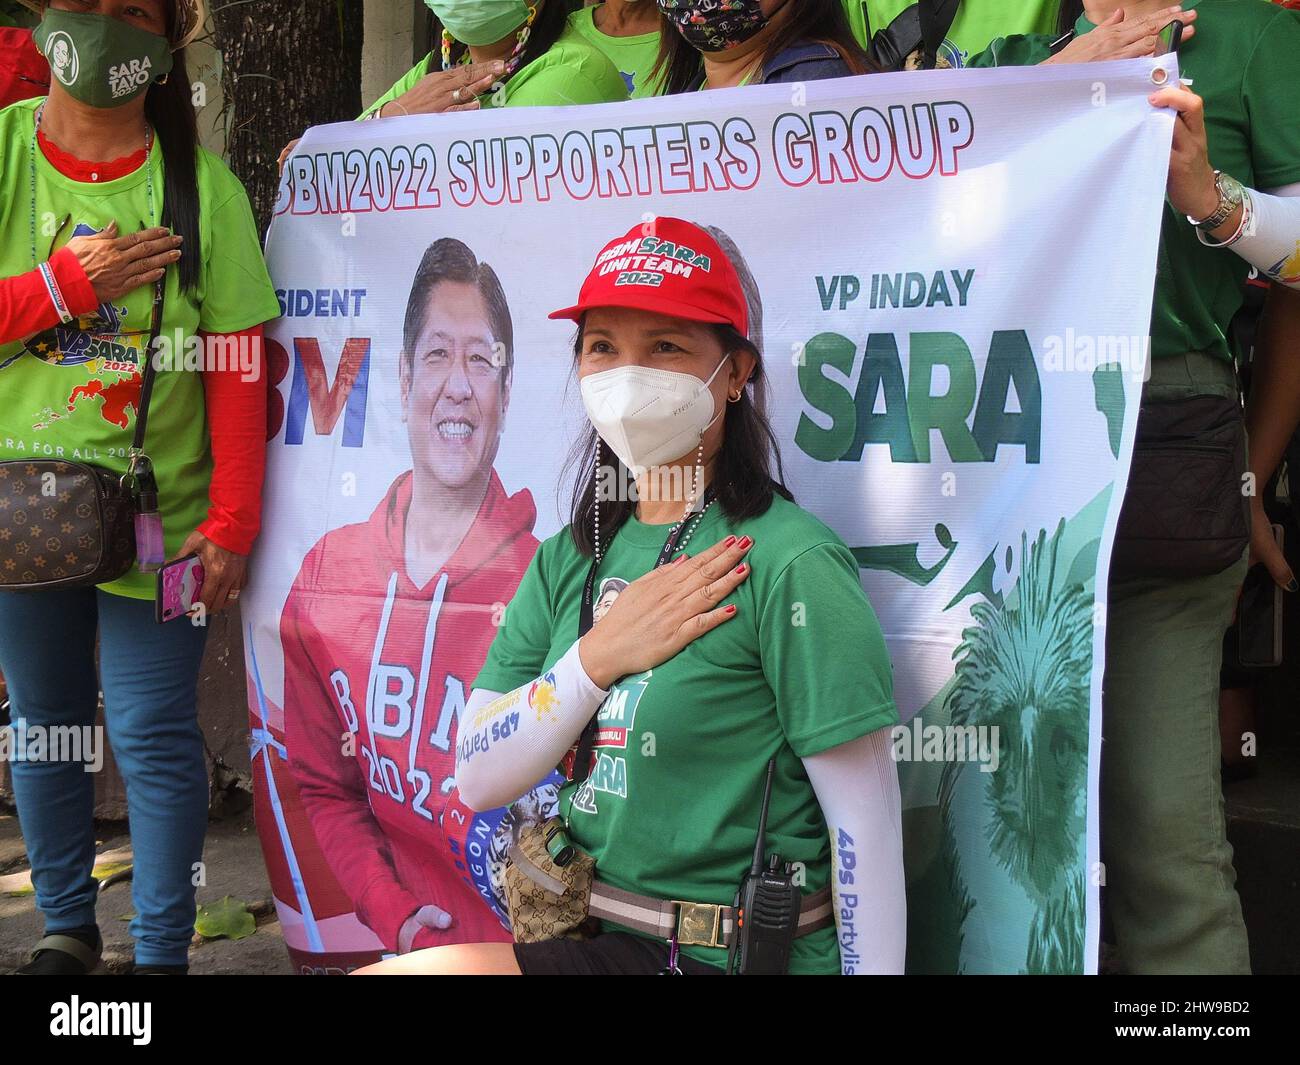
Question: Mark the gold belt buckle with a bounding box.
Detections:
[671,900,724,949]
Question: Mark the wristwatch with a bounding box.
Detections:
[1188,170,1245,231]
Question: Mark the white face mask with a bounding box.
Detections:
[580,357,730,474]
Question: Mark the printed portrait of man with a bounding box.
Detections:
[274,237,549,964]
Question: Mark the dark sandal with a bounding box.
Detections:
[15,931,102,975]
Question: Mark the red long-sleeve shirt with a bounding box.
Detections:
[0,132,268,554]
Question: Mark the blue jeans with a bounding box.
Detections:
[0,587,208,966]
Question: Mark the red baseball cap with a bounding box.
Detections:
[549,217,749,338]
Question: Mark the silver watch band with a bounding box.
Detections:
[1188,171,1244,231]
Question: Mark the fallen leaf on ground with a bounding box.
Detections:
[194,896,256,941]
[91,860,133,881]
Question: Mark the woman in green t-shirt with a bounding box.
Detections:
[0,0,280,975]
[278,2,632,172]
[358,217,905,976]
[364,1,630,117]
[566,1,665,99]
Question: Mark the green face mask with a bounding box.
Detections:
[425,0,531,47]
[34,8,173,109]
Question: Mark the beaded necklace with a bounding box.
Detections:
[440,3,539,79]
[30,101,156,270]
[591,438,714,566]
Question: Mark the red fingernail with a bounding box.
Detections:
[738,536,752,549]
[735,563,746,574]
[724,604,737,614]
[723,535,736,547]
[673,554,687,565]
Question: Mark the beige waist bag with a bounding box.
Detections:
[504,817,597,943]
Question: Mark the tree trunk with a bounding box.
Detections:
[211,0,365,231]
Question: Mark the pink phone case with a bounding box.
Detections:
[156,555,205,623]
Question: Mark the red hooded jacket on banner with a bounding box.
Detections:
[279,468,539,952]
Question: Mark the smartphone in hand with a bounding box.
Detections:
[1156,19,1184,56]
[156,553,205,624]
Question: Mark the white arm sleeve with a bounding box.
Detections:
[456,640,609,812]
[803,727,906,975]
[1199,182,1300,288]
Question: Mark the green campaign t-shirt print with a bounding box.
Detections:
[477,492,898,973]
[0,97,282,598]
[569,664,652,815]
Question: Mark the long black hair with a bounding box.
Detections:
[144,1,200,291]
[1056,0,1084,37]
[435,0,574,86]
[654,0,875,97]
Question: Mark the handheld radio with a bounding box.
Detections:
[727,759,802,975]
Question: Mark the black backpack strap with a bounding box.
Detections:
[919,0,962,69]
[871,0,962,71]
[846,1,873,45]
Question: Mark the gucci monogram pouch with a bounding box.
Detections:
[503,817,597,944]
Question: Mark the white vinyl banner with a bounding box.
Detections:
[246,57,1175,974]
